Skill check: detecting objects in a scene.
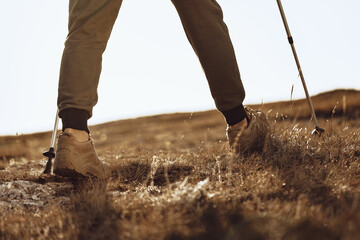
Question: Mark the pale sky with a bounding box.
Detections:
[1,0,359,135]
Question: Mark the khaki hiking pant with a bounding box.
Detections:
[58,0,245,119]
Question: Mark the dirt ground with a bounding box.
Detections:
[0,89,359,240]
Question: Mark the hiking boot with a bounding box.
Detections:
[53,132,110,179]
[227,106,269,155]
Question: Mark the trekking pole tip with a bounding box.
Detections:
[311,126,325,136]
[43,147,55,174]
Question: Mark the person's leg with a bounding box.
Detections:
[54,0,122,178]
[58,0,123,134]
[171,0,247,126]
[171,0,269,154]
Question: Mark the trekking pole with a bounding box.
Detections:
[43,109,59,174]
[276,0,325,135]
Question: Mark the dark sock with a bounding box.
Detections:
[59,108,90,133]
[221,104,247,126]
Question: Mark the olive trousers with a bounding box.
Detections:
[58,0,246,131]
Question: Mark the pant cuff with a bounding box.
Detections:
[221,104,247,126]
[59,108,90,133]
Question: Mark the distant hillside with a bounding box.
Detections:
[0,89,359,162]
[250,89,360,119]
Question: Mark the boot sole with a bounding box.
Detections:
[53,167,87,179]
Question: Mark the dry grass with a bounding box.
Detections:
[0,89,359,240]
